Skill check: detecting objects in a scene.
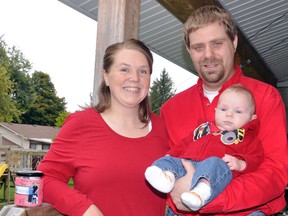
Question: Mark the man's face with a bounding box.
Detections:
[187,22,238,91]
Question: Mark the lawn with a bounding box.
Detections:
[0,180,14,209]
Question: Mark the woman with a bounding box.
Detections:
[37,39,169,216]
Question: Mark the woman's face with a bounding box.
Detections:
[103,48,151,110]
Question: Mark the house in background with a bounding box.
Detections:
[0,123,60,203]
[0,122,60,150]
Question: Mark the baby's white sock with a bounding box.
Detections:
[144,166,175,193]
[181,181,211,211]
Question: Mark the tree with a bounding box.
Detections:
[1,37,34,122]
[20,71,66,126]
[150,69,175,115]
[0,37,21,122]
[55,111,70,127]
[0,37,9,66]
[7,45,34,114]
[0,36,68,125]
[0,66,21,122]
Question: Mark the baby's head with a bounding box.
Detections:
[215,84,256,131]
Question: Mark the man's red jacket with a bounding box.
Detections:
[161,66,288,215]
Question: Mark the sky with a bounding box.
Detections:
[0,0,198,113]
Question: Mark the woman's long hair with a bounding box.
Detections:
[94,38,153,125]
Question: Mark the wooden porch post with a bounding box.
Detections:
[92,0,141,104]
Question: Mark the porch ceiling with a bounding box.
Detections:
[58,0,288,87]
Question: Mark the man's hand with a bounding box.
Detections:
[170,159,195,211]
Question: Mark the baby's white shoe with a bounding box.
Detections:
[145,166,175,193]
[181,191,203,211]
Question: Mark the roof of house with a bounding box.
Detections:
[0,122,60,140]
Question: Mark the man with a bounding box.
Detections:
[161,5,288,216]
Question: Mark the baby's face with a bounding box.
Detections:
[215,90,254,131]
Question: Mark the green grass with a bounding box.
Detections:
[0,181,15,209]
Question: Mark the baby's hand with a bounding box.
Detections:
[222,154,246,171]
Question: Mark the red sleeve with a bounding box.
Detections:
[165,131,195,157]
[233,140,263,174]
[201,85,288,214]
[37,113,93,216]
[232,120,264,174]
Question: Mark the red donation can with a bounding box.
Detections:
[14,170,44,207]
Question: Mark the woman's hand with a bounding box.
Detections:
[82,204,104,216]
[169,159,195,211]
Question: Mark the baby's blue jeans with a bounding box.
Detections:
[152,155,233,207]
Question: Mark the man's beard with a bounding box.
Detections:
[200,58,225,83]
